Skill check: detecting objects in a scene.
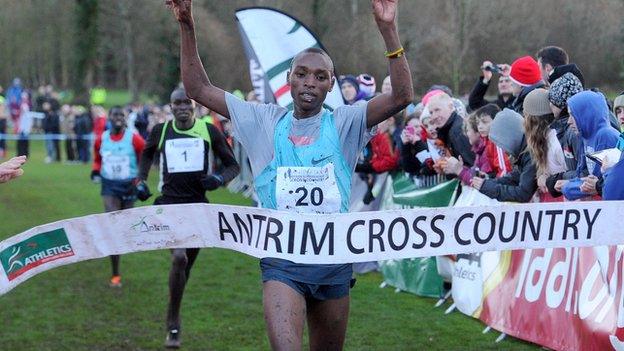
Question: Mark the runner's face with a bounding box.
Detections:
[289,53,333,117]
[170,92,194,123]
[109,108,126,130]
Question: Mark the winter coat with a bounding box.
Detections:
[400,139,437,176]
[512,81,546,115]
[436,112,475,166]
[370,131,399,173]
[468,76,514,112]
[603,156,624,200]
[479,109,537,202]
[562,90,620,200]
[548,64,585,87]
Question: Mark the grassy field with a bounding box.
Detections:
[0,141,539,351]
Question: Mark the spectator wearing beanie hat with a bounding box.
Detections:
[542,73,584,194]
[523,88,567,202]
[471,109,538,202]
[340,75,361,105]
[613,93,624,131]
[357,74,376,100]
[508,56,545,115]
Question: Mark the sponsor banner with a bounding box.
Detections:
[0,200,623,296]
[471,247,624,351]
[450,186,624,350]
[235,7,344,110]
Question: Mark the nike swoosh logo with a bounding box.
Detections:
[311,155,332,165]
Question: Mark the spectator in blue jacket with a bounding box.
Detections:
[559,91,620,199]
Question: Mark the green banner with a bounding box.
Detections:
[379,173,458,296]
[379,257,444,298]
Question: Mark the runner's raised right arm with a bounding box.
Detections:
[167,0,230,119]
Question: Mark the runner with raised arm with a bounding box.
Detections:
[166,0,413,349]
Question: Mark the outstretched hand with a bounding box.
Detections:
[0,156,27,184]
[372,0,398,25]
[165,0,193,25]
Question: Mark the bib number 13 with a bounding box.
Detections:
[295,186,324,206]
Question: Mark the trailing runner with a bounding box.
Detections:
[166,0,413,349]
[135,87,240,348]
[91,106,145,287]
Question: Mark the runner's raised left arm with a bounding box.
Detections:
[366,0,413,128]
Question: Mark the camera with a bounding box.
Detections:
[483,63,502,74]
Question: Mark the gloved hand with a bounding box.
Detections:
[90,170,102,183]
[134,178,152,201]
[201,174,224,191]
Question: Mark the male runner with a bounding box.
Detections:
[135,87,239,348]
[91,106,145,287]
[167,0,412,349]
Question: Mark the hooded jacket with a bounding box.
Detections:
[562,91,620,200]
[603,156,624,200]
[479,109,537,202]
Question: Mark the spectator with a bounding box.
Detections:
[443,111,482,183]
[42,102,61,163]
[427,92,475,166]
[477,104,512,176]
[340,75,361,105]
[16,91,32,158]
[400,113,435,176]
[60,104,78,162]
[471,109,538,203]
[523,88,568,202]
[603,155,624,200]
[547,72,584,172]
[559,91,620,200]
[74,106,93,163]
[369,118,399,173]
[6,78,23,133]
[613,93,624,131]
[381,75,392,95]
[445,104,511,183]
[544,73,585,199]
[536,46,585,86]
[468,60,514,111]
[357,73,376,100]
[508,56,545,114]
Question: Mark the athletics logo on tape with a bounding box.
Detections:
[0,229,74,281]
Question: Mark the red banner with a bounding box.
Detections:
[477,247,624,351]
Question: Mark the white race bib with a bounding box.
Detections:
[276,163,341,214]
[102,154,130,180]
[165,138,205,173]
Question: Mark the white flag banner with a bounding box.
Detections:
[235,7,344,110]
[0,200,621,296]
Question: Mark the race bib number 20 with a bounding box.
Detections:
[276,164,341,214]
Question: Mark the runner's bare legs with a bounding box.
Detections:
[263,281,306,351]
[102,195,134,278]
[307,296,350,351]
[167,248,201,330]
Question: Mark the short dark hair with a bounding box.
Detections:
[290,47,335,76]
[536,46,569,68]
[108,105,124,116]
[474,103,500,120]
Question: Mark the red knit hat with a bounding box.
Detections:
[509,56,541,87]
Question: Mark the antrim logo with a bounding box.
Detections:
[0,229,74,281]
[130,216,171,233]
